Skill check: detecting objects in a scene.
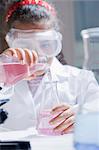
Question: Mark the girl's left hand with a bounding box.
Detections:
[49,104,75,135]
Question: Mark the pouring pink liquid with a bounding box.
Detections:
[2,63,28,86]
[0,62,48,86]
[0,53,48,86]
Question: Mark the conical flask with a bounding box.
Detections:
[36,74,61,136]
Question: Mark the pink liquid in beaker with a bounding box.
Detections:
[3,63,28,85]
[37,110,61,136]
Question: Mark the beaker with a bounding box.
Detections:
[0,54,48,86]
[74,82,99,150]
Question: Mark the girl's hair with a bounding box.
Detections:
[56,52,67,65]
[5,0,59,31]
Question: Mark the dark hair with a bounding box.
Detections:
[6,1,59,31]
[56,51,67,65]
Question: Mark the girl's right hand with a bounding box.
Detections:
[3,48,38,66]
[3,48,45,80]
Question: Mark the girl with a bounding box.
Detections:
[1,0,99,135]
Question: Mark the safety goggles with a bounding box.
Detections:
[5,29,62,57]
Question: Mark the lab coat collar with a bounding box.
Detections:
[44,57,81,83]
[44,57,69,82]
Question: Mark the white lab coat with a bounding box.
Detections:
[0,57,99,131]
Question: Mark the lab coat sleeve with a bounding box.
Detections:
[0,83,14,100]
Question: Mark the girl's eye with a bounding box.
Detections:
[40,41,50,48]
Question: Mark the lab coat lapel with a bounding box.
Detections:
[47,57,69,82]
[33,58,69,106]
[14,80,35,113]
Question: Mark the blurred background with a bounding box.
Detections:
[0,0,99,68]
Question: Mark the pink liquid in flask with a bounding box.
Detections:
[37,110,61,136]
[3,63,28,85]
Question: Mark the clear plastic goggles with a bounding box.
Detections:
[5,29,62,57]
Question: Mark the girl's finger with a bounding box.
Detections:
[24,74,36,80]
[50,108,75,125]
[4,48,17,57]
[15,48,26,62]
[61,124,74,135]
[32,50,38,64]
[13,48,23,61]
[53,115,75,133]
[24,48,32,65]
[51,104,70,113]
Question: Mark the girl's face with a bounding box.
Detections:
[7,21,62,62]
[7,21,61,61]
[6,21,62,78]
[9,22,53,78]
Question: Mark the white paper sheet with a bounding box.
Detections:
[0,127,37,141]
